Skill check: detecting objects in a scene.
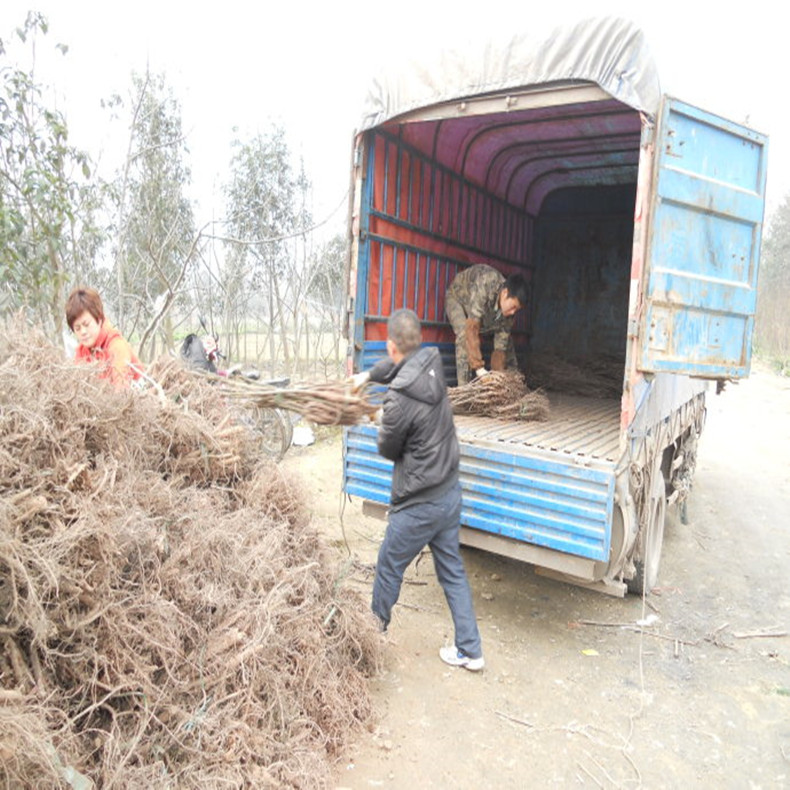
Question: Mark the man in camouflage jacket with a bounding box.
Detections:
[445,264,528,385]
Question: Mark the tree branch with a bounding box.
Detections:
[137,224,207,356]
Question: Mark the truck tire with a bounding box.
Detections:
[627,471,667,596]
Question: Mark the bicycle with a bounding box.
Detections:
[179,327,293,462]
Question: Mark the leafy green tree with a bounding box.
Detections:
[760,195,790,289]
[0,12,103,334]
[756,193,790,367]
[111,70,199,358]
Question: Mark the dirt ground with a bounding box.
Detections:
[283,363,790,789]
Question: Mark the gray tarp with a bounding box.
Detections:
[359,16,661,132]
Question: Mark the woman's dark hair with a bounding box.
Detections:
[65,287,105,330]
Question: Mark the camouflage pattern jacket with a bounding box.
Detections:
[446,264,513,351]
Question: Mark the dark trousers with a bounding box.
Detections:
[371,481,482,659]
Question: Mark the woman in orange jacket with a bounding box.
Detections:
[65,287,143,388]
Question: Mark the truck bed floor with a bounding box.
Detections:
[454,393,621,462]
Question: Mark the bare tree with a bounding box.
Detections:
[305,233,346,377]
[110,69,198,358]
[223,126,301,374]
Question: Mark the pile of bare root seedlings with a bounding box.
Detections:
[526,352,623,399]
[449,371,550,421]
[0,325,383,789]
[448,370,549,420]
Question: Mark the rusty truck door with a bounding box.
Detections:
[640,97,768,378]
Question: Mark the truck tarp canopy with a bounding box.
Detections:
[359,16,661,132]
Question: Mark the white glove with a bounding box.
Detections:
[349,371,371,392]
[475,367,489,378]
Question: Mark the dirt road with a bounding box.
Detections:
[284,364,790,789]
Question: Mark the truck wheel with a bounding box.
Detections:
[627,471,667,595]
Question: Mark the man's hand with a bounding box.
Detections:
[475,367,489,378]
[348,370,371,392]
[371,407,383,425]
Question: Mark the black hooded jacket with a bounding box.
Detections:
[369,346,459,511]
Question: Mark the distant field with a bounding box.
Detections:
[206,330,345,379]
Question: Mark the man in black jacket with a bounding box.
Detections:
[357,309,484,671]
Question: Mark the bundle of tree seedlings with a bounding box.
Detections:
[525,351,623,399]
[449,370,550,421]
[191,370,380,426]
[0,324,383,788]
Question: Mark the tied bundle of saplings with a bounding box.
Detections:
[0,321,383,789]
[526,351,623,398]
[192,369,380,426]
[449,370,550,421]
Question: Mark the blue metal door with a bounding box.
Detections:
[640,97,768,378]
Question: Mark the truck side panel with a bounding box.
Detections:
[351,129,532,370]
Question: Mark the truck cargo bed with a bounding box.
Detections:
[454,393,621,462]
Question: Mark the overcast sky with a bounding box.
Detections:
[2,1,786,235]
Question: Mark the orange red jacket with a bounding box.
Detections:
[74,320,143,387]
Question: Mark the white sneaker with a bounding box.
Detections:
[439,645,485,671]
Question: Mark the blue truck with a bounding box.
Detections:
[342,18,768,595]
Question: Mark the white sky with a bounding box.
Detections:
[2,1,787,236]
